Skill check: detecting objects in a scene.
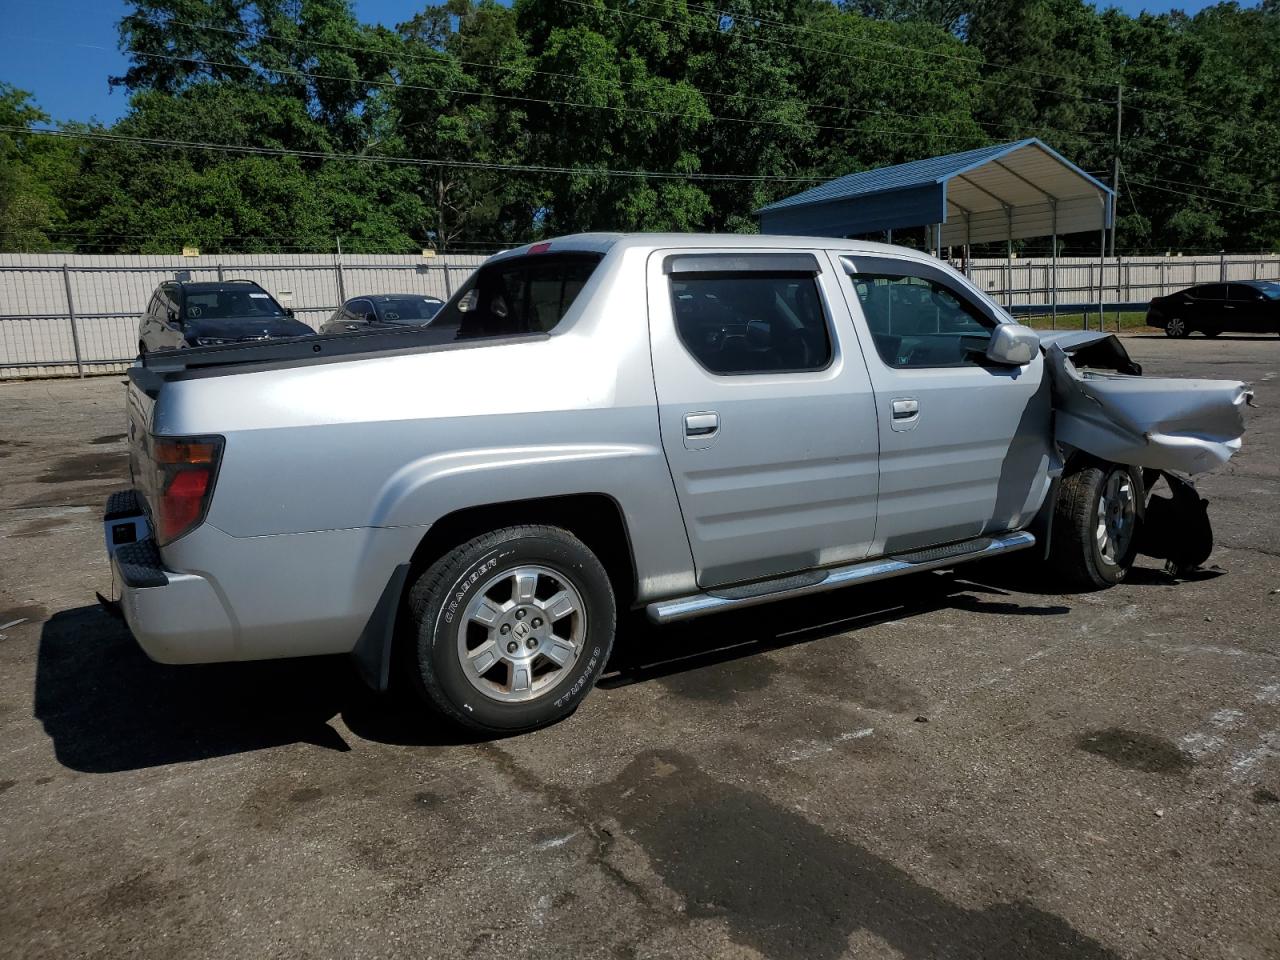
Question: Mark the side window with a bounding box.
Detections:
[1192,284,1227,300]
[670,272,832,375]
[849,273,994,369]
[351,299,375,321]
[1228,285,1261,302]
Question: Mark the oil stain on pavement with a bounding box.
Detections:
[590,750,1118,960]
[1076,728,1195,774]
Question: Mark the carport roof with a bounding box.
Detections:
[757,138,1113,246]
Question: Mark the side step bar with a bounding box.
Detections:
[646,530,1036,624]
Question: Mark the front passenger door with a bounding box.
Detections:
[838,256,1052,555]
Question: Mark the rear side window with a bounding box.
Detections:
[433,253,602,340]
[669,273,832,375]
[1190,284,1226,300]
[850,273,994,369]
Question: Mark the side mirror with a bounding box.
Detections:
[285,307,296,317]
[986,323,1039,366]
[167,310,182,326]
[364,312,377,324]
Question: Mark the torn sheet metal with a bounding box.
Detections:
[1136,472,1214,575]
[1042,333,1252,476]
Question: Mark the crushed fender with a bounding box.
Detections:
[1041,332,1252,476]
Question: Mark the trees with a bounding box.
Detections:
[5,0,1277,253]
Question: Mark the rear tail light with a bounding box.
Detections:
[150,436,223,544]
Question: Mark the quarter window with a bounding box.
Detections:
[670,273,833,375]
[849,273,995,369]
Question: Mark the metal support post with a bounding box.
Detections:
[61,264,84,378]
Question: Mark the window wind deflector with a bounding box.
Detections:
[664,253,820,276]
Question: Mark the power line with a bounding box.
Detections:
[0,124,830,182]
[1125,176,1280,214]
[127,49,1010,145]
[141,16,1080,142]
[678,0,1121,91]
[562,0,1116,106]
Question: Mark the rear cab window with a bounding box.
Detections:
[432,252,603,340]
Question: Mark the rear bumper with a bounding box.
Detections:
[104,491,237,664]
[103,489,423,666]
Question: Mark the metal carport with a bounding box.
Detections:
[756,139,1115,321]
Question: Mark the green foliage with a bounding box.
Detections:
[7,0,1280,253]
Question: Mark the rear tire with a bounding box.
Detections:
[1164,317,1190,338]
[1048,462,1142,590]
[406,525,616,734]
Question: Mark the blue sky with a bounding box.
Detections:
[1,0,1233,125]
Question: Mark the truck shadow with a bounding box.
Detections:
[33,604,479,774]
[33,564,1114,772]
[601,566,1069,690]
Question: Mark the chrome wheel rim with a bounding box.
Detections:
[1095,471,1136,566]
[456,565,586,703]
[1166,318,1186,337]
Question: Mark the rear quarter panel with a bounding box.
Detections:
[152,246,697,608]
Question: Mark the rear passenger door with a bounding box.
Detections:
[647,249,879,588]
[838,255,1052,554]
[1227,284,1267,332]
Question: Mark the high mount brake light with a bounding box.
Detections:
[151,436,223,544]
[527,242,552,254]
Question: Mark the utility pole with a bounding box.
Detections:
[1109,83,1122,260]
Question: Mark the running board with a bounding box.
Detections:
[646,531,1036,624]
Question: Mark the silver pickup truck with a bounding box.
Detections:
[105,233,1251,733]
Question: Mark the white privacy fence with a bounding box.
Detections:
[1,250,1277,379]
[0,252,488,379]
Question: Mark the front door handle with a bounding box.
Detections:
[892,398,919,419]
[684,412,720,437]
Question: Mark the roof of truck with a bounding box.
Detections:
[486,232,936,265]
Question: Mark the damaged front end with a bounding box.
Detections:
[1040,331,1253,575]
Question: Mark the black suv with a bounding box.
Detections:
[138,280,313,354]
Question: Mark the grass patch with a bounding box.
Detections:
[1024,311,1155,333]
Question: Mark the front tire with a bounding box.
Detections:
[1164,317,1190,338]
[406,525,616,733]
[1049,462,1142,590]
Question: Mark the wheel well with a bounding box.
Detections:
[406,493,639,608]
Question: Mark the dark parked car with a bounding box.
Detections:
[1146,280,1280,338]
[318,294,445,335]
[138,280,312,354]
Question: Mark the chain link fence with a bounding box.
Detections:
[2,250,1277,380]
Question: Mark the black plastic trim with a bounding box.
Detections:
[350,564,410,692]
[112,539,168,589]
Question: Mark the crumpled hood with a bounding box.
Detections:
[1044,333,1252,475]
[186,316,313,341]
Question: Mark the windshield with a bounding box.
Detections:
[1254,281,1280,301]
[375,297,443,324]
[183,288,286,321]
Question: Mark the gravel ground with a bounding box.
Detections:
[1,334,1278,960]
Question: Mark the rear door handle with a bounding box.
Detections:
[891,398,919,419]
[684,412,720,437]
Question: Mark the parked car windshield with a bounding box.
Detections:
[374,296,443,323]
[183,289,286,320]
[1251,281,1280,301]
